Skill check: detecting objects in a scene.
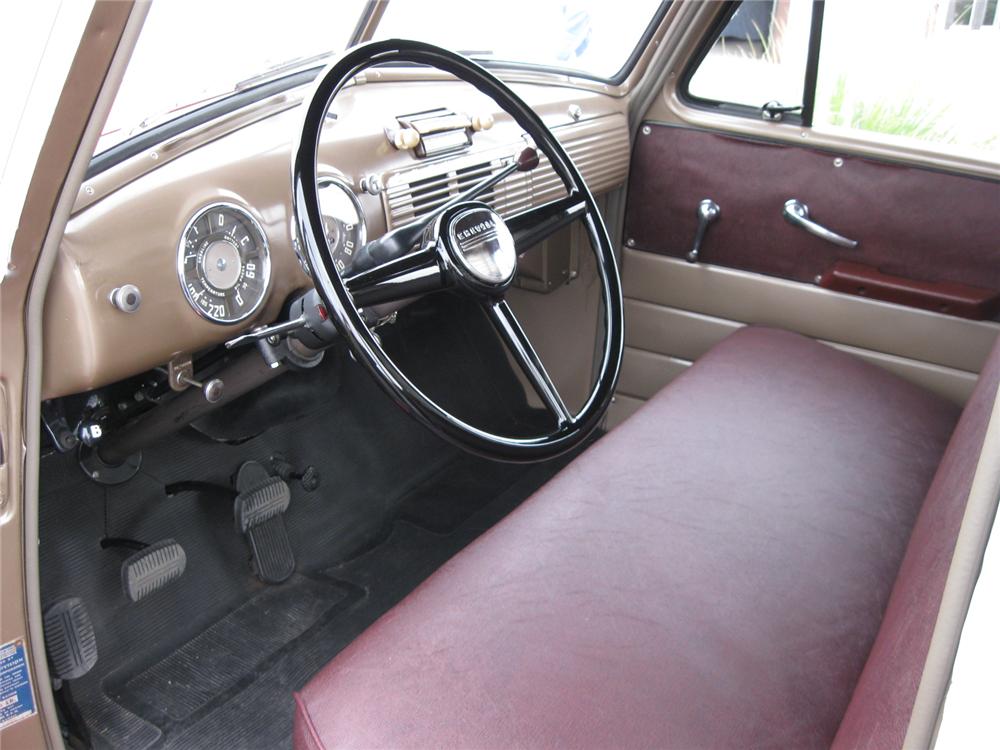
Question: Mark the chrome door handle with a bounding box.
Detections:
[782,199,858,249]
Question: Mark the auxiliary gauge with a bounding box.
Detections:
[294,178,367,277]
[178,203,271,324]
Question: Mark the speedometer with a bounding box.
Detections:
[295,178,366,277]
[178,203,271,324]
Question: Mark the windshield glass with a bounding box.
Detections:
[98,0,663,157]
[374,0,664,79]
[97,0,366,154]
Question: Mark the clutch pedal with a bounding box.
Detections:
[43,597,98,680]
[234,461,295,584]
[119,539,187,602]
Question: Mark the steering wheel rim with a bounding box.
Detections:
[292,39,624,462]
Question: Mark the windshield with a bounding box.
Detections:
[98,0,366,154]
[373,1,664,80]
[97,0,664,157]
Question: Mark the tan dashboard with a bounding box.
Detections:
[43,77,630,399]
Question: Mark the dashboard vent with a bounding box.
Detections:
[383,113,629,229]
[385,160,504,226]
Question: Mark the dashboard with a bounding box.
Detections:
[43,75,629,399]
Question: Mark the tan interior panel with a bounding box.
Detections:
[623,292,982,407]
[605,393,644,431]
[623,250,999,370]
[507,223,603,415]
[625,298,738,361]
[619,330,977,408]
[825,343,977,406]
[618,346,690,400]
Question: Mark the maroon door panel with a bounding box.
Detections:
[624,124,1000,317]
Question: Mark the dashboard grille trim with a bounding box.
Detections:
[383,114,628,229]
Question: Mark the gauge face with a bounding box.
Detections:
[178,203,271,324]
[315,178,367,276]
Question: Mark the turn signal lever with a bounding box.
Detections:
[349,146,540,274]
[225,289,339,361]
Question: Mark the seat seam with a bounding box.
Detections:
[295,692,327,750]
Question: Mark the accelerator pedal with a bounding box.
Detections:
[234,461,294,584]
[269,452,321,492]
[121,539,187,602]
[43,597,98,680]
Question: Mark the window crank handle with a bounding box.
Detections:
[687,199,720,263]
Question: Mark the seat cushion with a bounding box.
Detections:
[294,327,959,749]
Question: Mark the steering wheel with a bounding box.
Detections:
[292,40,623,462]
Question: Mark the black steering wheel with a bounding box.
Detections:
[292,40,623,462]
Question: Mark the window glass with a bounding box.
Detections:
[813,0,1000,160]
[686,0,813,111]
[373,0,664,81]
[684,0,1000,162]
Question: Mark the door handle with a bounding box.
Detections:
[782,199,858,249]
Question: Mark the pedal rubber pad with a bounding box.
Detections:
[234,461,294,584]
[43,597,98,680]
[121,539,187,602]
[234,474,290,532]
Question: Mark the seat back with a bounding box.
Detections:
[833,339,1000,748]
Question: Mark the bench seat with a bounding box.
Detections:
[294,327,971,749]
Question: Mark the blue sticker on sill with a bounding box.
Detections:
[0,639,37,731]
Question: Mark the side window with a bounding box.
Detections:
[683,0,1000,163]
[686,0,814,117]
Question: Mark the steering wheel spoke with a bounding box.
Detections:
[344,247,446,307]
[483,299,573,427]
[508,194,588,255]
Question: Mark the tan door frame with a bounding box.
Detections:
[2,2,147,746]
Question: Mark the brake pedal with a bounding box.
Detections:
[120,539,187,602]
[234,461,295,584]
[43,597,98,680]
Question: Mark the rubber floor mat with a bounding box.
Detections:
[107,576,352,729]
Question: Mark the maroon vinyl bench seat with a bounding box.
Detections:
[294,326,998,749]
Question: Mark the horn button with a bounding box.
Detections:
[443,205,517,292]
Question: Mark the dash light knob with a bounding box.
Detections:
[109,284,142,313]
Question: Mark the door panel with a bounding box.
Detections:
[624,124,1000,316]
[611,3,1000,429]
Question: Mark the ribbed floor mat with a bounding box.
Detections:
[108,577,351,729]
